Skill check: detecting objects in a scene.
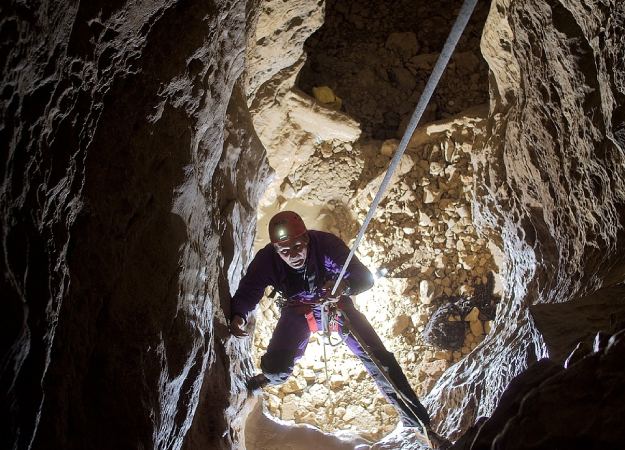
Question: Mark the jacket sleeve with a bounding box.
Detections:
[230,248,274,322]
[323,233,374,295]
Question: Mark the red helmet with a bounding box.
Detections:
[268,211,307,244]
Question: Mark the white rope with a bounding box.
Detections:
[330,0,479,296]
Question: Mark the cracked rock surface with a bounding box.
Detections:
[2,0,624,449]
[425,0,625,440]
[2,1,270,448]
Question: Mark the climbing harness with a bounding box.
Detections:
[272,287,349,382]
[317,294,350,381]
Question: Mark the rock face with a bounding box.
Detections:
[2,0,625,449]
[450,327,625,450]
[1,1,270,449]
[425,0,625,440]
[244,0,324,102]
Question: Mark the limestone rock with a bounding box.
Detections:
[420,280,435,304]
[419,210,434,227]
[464,307,480,322]
[1,1,273,448]
[329,374,345,389]
[312,86,342,110]
[423,184,442,204]
[469,320,484,337]
[421,360,449,377]
[245,0,324,100]
[456,330,625,449]
[343,404,366,422]
[267,394,281,411]
[425,0,625,442]
[392,314,412,336]
[453,51,481,72]
[281,395,300,421]
[410,53,439,71]
[282,377,307,394]
[313,85,337,104]
[429,161,446,177]
[302,369,316,381]
[380,139,399,157]
[309,384,329,406]
[253,88,361,203]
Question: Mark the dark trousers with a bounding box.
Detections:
[260,298,430,427]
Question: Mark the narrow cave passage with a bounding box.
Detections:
[245,0,499,442]
[3,1,624,449]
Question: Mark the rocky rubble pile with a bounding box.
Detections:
[347,111,500,391]
[253,110,500,439]
[253,296,397,440]
[298,0,491,139]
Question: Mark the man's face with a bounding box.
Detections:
[274,234,309,269]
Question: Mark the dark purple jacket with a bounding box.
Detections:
[230,230,374,321]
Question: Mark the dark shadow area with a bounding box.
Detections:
[297,0,491,139]
[10,1,214,448]
[530,283,625,362]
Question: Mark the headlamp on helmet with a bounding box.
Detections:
[268,211,307,244]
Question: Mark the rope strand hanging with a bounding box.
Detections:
[329,0,479,298]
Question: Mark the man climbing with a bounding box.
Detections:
[229,210,447,446]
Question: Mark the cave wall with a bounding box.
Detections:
[2,0,625,448]
[426,0,625,439]
[1,1,269,449]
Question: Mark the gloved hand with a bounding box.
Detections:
[230,314,248,337]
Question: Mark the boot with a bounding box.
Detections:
[246,373,268,395]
